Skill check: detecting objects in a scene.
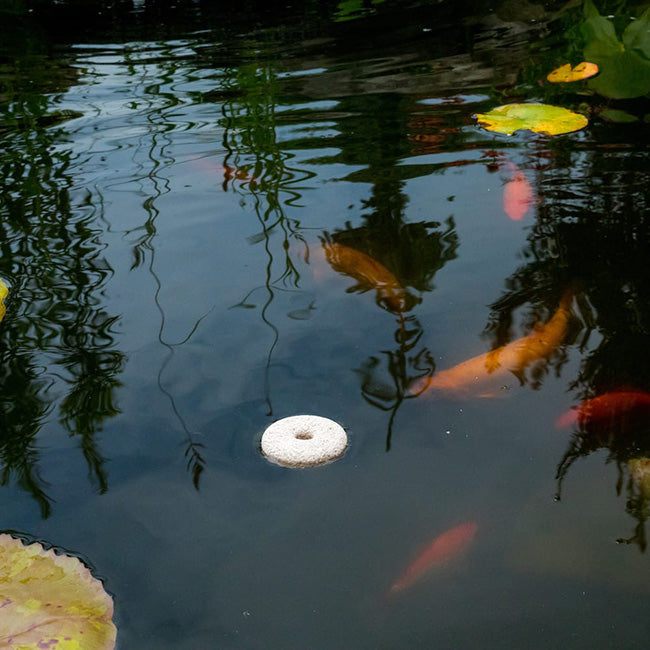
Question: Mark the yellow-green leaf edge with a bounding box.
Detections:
[0,279,8,324]
[0,533,116,649]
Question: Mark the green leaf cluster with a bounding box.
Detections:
[335,0,385,22]
[582,0,650,98]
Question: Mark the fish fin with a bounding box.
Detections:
[344,283,370,294]
[511,367,527,386]
[485,348,502,374]
[474,390,505,398]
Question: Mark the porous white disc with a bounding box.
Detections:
[261,415,348,467]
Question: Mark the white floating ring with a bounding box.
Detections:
[261,415,348,468]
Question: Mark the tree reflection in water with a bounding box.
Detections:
[215,58,315,418]
[212,59,464,444]
[326,219,458,450]
[0,85,124,515]
[482,134,650,551]
[319,90,461,448]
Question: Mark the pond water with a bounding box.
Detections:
[2,0,650,647]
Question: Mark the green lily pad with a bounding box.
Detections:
[599,108,639,123]
[0,534,116,649]
[474,103,588,136]
[335,0,385,21]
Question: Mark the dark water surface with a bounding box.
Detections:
[2,1,650,648]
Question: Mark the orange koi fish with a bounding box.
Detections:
[502,161,534,221]
[189,157,255,186]
[322,242,407,313]
[412,289,573,399]
[389,522,478,595]
[556,391,650,429]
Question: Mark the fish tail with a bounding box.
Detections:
[410,375,435,396]
[555,408,578,428]
[558,285,576,312]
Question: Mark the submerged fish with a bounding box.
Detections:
[189,157,255,186]
[412,289,573,398]
[322,242,408,313]
[502,161,535,221]
[389,522,478,595]
[556,391,650,429]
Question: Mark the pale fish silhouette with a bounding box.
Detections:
[389,521,479,595]
[502,161,535,221]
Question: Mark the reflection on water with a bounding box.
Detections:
[2,0,650,647]
[322,210,458,446]
[0,82,124,514]
[484,133,650,549]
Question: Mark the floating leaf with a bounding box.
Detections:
[546,62,599,82]
[474,103,588,136]
[599,108,639,123]
[0,534,116,649]
[0,279,8,324]
[335,0,385,22]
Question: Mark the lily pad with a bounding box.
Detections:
[599,108,639,123]
[546,62,599,82]
[0,533,116,649]
[475,103,588,136]
[0,279,7,324]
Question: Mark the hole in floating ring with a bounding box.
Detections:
[295,431,313,440]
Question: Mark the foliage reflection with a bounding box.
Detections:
[0,72,124,515]
[483,131,650,551]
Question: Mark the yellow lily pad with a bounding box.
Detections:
[547,62,599,82]
[475,103,588,136]
[0,279,8,324]
[0,534,116,649]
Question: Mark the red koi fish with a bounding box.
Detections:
[389,522,478,595]
[412,289,573,399]
[555,391,650,429]
[502,161,535,221]
[322,242,408,313]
